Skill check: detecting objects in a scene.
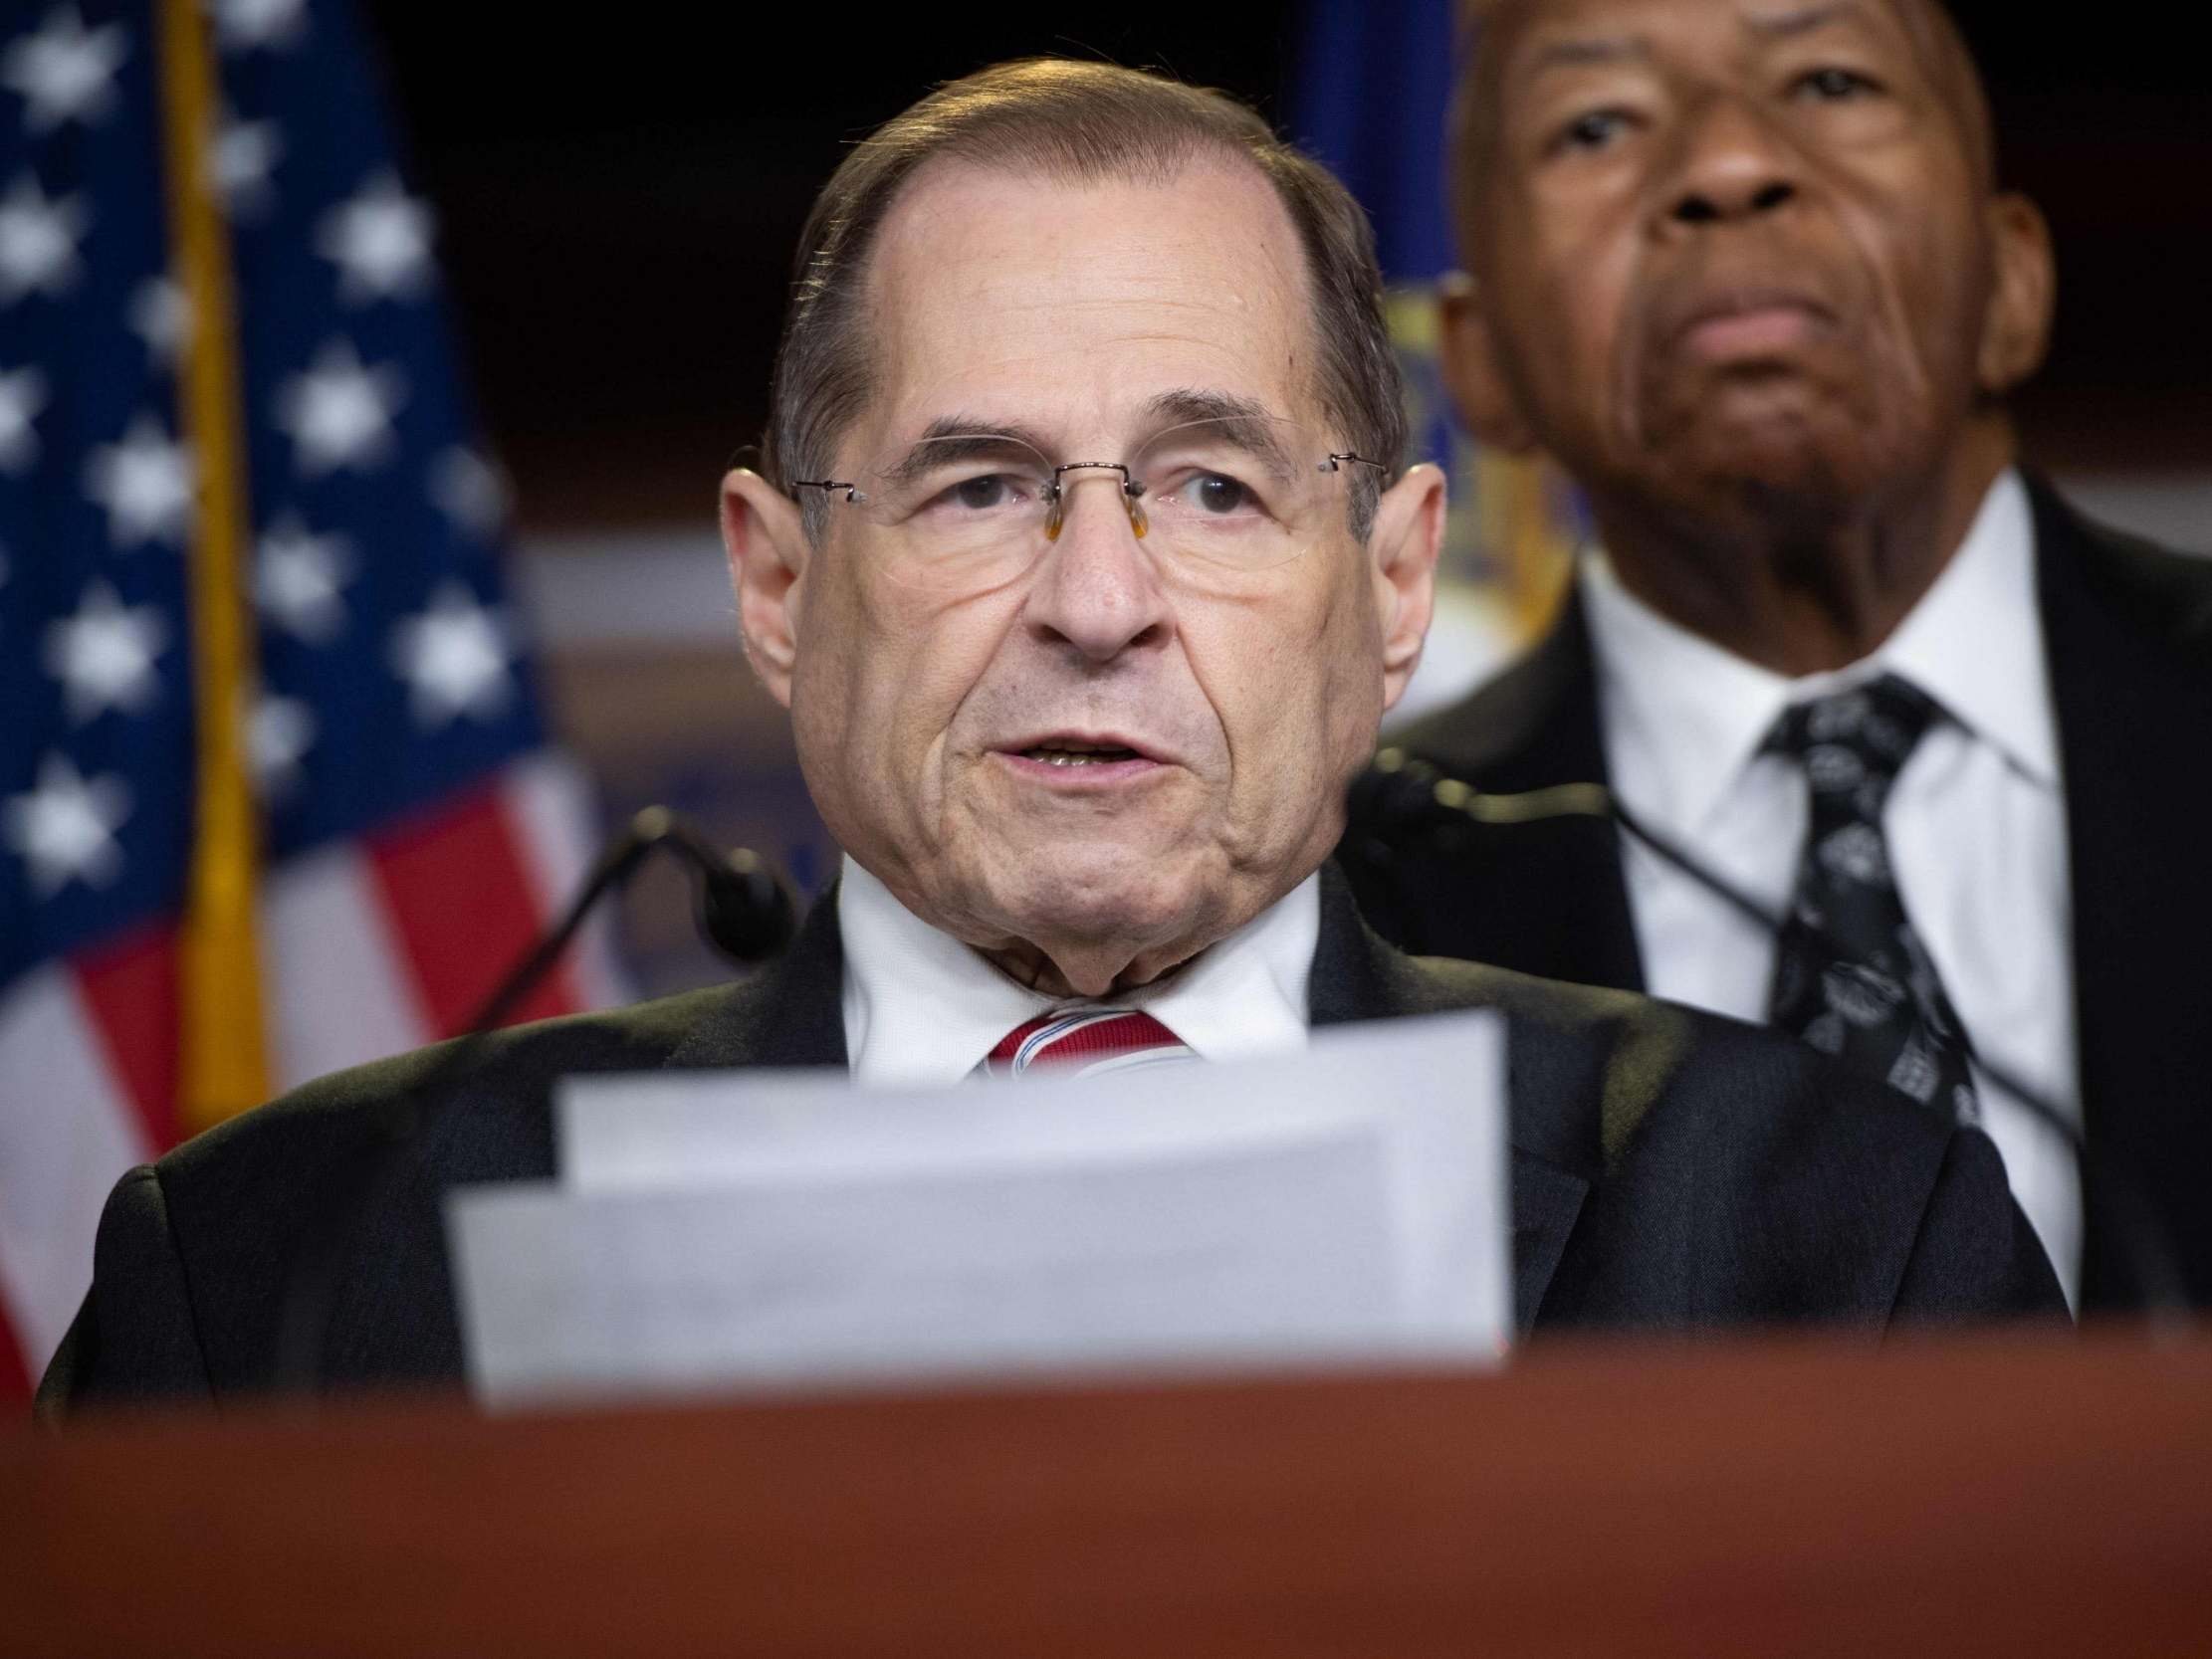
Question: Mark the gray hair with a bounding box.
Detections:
[762,58,1406,540]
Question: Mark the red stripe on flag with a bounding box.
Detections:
[74,921,182,1152]
[366,783,582,1039]
[0,1305,31,1406]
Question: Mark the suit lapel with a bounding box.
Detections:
[2033,478,2212,1307]
[1393,591,1647,993]
[1311,869,1595,1332]
[1501,1158,1593,1337]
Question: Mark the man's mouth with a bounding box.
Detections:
[995,731,1169,780]
[1019,740,1145,766]
[1661,284,1840,363]
[1681,305,1825,359]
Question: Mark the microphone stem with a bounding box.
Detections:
[1364,750,2193,1320]
[272,808,781,1394]
[1377,750,2079,1144]
[458,821,653,1040]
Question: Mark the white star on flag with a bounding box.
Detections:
[273,338,406,476]
[0,364,47,472]
[2,751,131,899]
[211,111,283,219]
[251,691,316,800]
[126,275,187,365]
[0,6,128,133]
[83,412,193,547]
[256,511,353,641]
[390,580,514,726]
[43,578,167,724]
[316,170,433,305]
[429,445,510,533]
[212,0,309,53]
[0,171,88,303]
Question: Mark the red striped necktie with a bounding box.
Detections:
[984,1006,1196,1078]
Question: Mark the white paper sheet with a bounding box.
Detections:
[447,1009,1508,1406]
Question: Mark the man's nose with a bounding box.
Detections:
[1020,473,1174,663]
[1660,94,1801,229]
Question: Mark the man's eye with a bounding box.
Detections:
[939,474,1023,512]
[1552,108,1631,154]
[1157,471,1263,518]
[1794,66,1881,102]
[1189,473,1254,516]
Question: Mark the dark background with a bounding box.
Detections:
[354,6,2212,534]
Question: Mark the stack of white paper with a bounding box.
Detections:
[446,1009,1510,1407]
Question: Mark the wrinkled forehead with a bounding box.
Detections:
[1455,0,1994,187]
[851,156,1321,459]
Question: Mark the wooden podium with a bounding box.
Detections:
[10,1331,2211,1656]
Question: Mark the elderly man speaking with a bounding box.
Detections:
[41,60,2058,1410]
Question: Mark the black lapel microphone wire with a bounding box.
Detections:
[271,808,795,1395]
[1354,748,2191,1322]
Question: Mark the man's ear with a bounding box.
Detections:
[1369,461,1446,715]
[1978,192,2055,394]
[720,468,809,709]
[1438,271,1537,453]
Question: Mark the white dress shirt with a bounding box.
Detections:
[1581,470,2084,1307]
[837,856,1318,1088]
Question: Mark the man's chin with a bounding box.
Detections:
[995,862,1201,946]
[1639,377,1898,517]
[949,842,1232,974]
[1644,424,1882,536]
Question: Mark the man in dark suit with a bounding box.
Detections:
[41,59,2060,1412]
[1342,0,2212,1314]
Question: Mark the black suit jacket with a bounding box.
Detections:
[1343,476,2212,1312]
[38,871,2060,1414]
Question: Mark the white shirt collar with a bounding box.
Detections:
[1878,471,2058,786]
[837,855,1317,1087]
[1582,468,2058,840]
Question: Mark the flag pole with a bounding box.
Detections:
[155,0,272,1133]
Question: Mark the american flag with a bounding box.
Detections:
[0,0,621,1402]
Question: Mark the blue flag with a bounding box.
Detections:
[1290,0,1584,687]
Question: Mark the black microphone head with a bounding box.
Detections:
[696,847,796,963]
[623,808,797,965]
[1346,749,1453,834]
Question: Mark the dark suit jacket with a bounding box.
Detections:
[1342,476,2212,1312]
[38,870,2061,1414]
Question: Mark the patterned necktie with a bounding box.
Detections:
[983,1006,1195,1078]
[1764,673,1980,1123]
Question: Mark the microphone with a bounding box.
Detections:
[1353,750,1792,948]
[1356,746,2069,1123]
[628,806,795,967]
[1350,748,2192,1319]
[271,808,795,1392]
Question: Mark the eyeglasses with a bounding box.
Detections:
[790,416,1388,592]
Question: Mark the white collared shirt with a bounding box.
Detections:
[837,856,1317,1088]
[1581,469,2083,1307]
